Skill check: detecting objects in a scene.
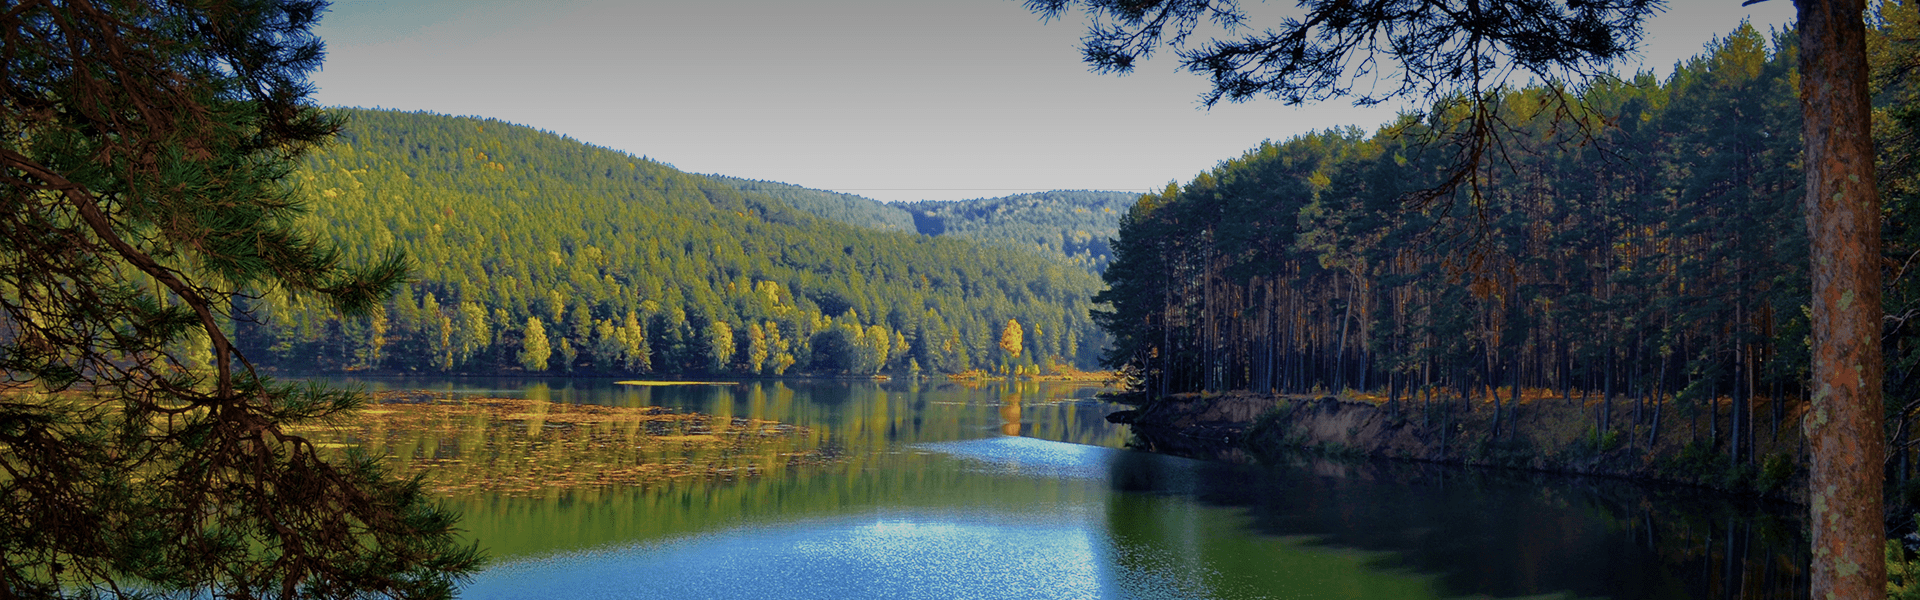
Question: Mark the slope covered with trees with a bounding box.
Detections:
[237,109,1105,376]
[1096,24,1831,471]
[703,174,917,234]
[900,190,1137,273]
[703,177,1137,274]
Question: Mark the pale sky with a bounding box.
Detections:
[311,1,1798,203]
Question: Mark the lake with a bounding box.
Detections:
[315,376,1808,599]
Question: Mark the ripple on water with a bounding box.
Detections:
[464,516,1127,600]
[913,435,1124,481]
[915,436,1207,493]
[459,438,1239,600]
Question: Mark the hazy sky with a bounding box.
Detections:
[311,1,1798,203]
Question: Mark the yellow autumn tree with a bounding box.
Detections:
[1000,318,1024,359]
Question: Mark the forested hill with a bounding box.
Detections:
[701,174,917,234]
[899,191,1137,273]
[238,108,1106,376]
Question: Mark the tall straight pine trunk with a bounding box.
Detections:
[1798,0,1886,596]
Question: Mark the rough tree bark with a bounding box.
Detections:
[1796,0,1887,596]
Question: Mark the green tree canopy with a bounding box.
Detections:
[1030,0,1888,595]
[0,1,478,597]
[520,317,551,372]
[242,108,1110,377]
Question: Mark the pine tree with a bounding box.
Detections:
[0,0,479,596]
[568,302,594,362]
[455,300,490,369]
[707,320,735,372]
[422,292,455,372]
[592,319,624,372]
[766,320,793,375]
[747,322,770,374]
[623,310,651,372]
[521,317,551,372]
[1028,1,1889,594]
[556,337,577,373]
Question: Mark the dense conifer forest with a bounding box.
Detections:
[233,109,1107,376]
[1094,22,1920,485]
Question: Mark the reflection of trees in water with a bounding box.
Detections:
[309,378,1135,558]
[1100,493,1224,599]
[327,376,1128,449]
[1001,392,1023,436]
[444,453,1109,560]
[1103,446,1808,599]
[721,380,1126,451]
[316,395,823,495]
[1101,491,1452,599]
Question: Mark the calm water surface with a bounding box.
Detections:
[321,376,1808,599]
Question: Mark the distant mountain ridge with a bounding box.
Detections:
[898,190,1137,274]
[701,175,918,234]
[706,178,1137,273]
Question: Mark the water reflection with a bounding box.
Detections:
[460,437,1442,600]
[1105,451,1808,599]
[318,376,1128,452]
[1000,391,1023,437]
[304,376,1806,599]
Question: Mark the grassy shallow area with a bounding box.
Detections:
[291,391,833,495]
[939,367,1116,382]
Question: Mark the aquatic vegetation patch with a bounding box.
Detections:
[292,391,832,495]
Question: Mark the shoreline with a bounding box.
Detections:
[265,369,1118,384]
[1107,391,1810,505]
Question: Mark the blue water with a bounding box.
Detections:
[319,377,1806,600]
[459,436,1426,600]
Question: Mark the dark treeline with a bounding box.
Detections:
[233,109,1106,377]
[1098,24,1847,469]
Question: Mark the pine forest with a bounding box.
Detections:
[1094,22,1920,485]
[234,109,1108,377]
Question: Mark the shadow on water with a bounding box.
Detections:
[1113,428,1809,600]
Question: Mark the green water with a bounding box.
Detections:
[320,376,1807,599]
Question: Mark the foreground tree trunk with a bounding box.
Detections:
[1797,0,1887,596]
